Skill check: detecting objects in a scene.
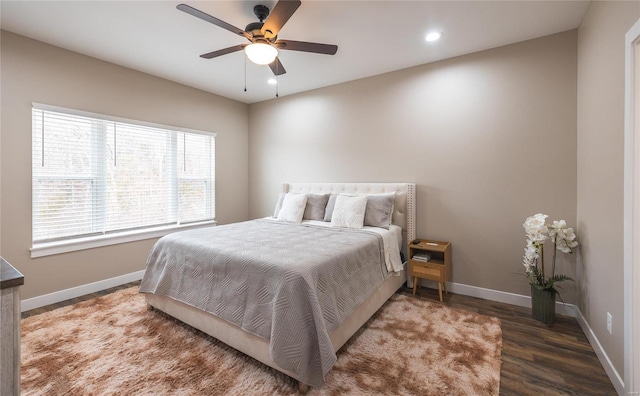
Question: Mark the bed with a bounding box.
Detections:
[140,182,416,389]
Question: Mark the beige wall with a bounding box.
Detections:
[249,31,578,301]
[577,1,640,379]
[0,31,249,299]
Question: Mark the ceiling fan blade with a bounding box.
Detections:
[269,57,287,76]
[261,0,301,40]
[177,4,251,40]
[200,45,246,59]
[274,39,338,55]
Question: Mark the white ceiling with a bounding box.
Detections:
[1,1,589,104]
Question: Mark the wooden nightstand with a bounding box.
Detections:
[408,239,451,302]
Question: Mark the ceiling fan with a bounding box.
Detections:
[177,0,338,76]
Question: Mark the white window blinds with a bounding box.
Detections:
[32,104,215,244]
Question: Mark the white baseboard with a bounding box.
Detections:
[416,279,578,317]
[574,308,625,395]
[21,270,145,312]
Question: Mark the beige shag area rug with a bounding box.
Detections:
[22,287,502,395]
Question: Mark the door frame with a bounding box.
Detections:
[624,17,640,396]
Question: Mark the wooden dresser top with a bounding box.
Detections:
[1,258,24,290]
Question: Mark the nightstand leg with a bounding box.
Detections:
[438,282,443,302]
[443,281,447,294]
[412,277,418,295]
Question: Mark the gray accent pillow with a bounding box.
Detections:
[273,193,286,218]
[303,194,330,221]
[323,194,338,222]
[364,192,395,229]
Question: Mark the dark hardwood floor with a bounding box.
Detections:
[403,286,617,396]
[20,281,143,319]
[23,281,617,395]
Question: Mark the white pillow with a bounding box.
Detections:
[276,193,308,223]
[331,194,368,229]
[272,192,286,218]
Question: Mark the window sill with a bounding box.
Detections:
[30,221,217,258]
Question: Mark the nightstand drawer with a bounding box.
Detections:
[410,260,443,270]
[411,265,441,278]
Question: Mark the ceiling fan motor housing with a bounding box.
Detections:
[245,21,265,37]
[246,5,273,40]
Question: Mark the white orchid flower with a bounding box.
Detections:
[524,243,538,260]
[551,222,579,253]
[548,219,567,238]
[521,214,578,289]
[523,213,549,243]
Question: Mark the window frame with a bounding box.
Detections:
[30,103,217,258]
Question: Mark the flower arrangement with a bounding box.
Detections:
[522,213,578,293]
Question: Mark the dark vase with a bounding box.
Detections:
[531,285,556,324]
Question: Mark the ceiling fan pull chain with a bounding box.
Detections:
[244,54,247,92]
[276,62,279,98]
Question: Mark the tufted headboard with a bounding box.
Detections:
[283,182,416,251]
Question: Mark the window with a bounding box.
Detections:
[31,104,215,256]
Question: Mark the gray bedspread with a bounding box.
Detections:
[139,219,391,387]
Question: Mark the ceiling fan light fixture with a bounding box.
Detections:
[425,31,443,42]
[245,43,278,65]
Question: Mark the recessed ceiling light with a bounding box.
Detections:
[425,31,443,42]
[267,78,277,85]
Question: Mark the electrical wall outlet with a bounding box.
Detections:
[607,312,612,334]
